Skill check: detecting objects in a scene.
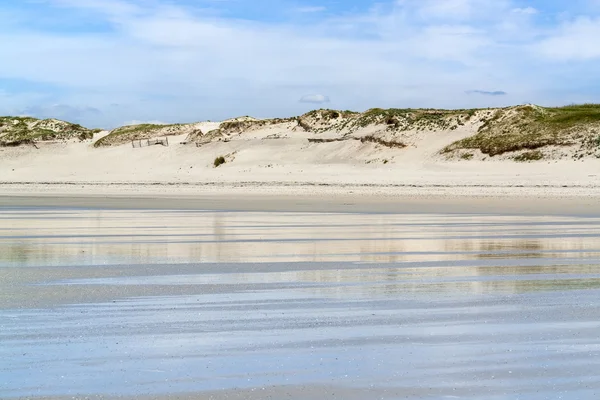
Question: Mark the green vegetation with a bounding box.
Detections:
[94,123,186,147]
[299,107,479,134]
[360,135,406,148]
[219,120,254,133]
[513,150,544,162]
[351,108,477,131]
[444,104,600,157]
[297,109,365,132]
[79,131,94,141]
[307,135,406,149]
[0,116,95,146]
[302,109,343,120]
[216,117,296,137]
[543,104,600,126]
[213,156,226,167]
[460,153,474,160]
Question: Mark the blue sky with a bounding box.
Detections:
[1,0,600,128]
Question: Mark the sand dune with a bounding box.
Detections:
[2,106,600,200]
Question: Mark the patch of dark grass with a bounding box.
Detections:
[447,131,570,156]
[0,138,35,147]
[513,150,544,162]
[79,131,95,140]
[307,138,345,143]
[213,156,226,167]
[536,104,600,128]
[308,136,406,149]
[360,135,406,148]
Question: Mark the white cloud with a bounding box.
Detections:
[0,0,598,127]
[512,7,538,15]
[404,0,512,21]
[407,25,490,63]
[295,6,326,13]
[123,120,168,126]
[466,90,507,96]
[537,17,600,60]
[299,94,331,104]
[18,104,101,118]
[412,0,475,20]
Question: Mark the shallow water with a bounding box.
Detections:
[2,208,600,399]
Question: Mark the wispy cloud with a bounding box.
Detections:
[466,90,508,96]
[537,17,600,60]
[0,0,599,127]
[512,7,538,15]
[299,94,330,104]
[123,119,168,126]
[17,104,102,123]
[295,6,326,13]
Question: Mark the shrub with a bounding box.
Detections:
[514,150,543,162]
[213,156,226,167]
[326,110,340,119]
[79,131,94,141]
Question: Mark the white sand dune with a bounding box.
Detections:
[2,107,600,204]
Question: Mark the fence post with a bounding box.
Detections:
[166,136,169,146]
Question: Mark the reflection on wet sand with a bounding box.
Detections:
[2,208,600,399]
[2,210,600,266]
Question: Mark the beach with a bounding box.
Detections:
[5,0,600,396]
[3,121,600,399]
[1,120,600,215]
[2,181,600,216]
[3,203,600,399]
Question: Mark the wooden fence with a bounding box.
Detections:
[132,137,169,148]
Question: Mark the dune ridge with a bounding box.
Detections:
[2,105,600,198]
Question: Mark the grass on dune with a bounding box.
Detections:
[443,104,600,157]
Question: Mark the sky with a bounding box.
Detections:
[2,0,600,128]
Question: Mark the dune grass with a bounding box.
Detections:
[0,116,94,146]
[94,124,184,147]
[444,104,600,157]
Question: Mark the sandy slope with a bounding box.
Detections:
[1,115,600,201]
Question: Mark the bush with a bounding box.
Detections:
[213,156,226,167]
[79,131,94,141]
[514,150,543,162]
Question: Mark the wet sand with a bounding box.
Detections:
[2,183,600,215]
[2,206,600,399]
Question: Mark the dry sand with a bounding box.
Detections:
[1,115,599,207]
